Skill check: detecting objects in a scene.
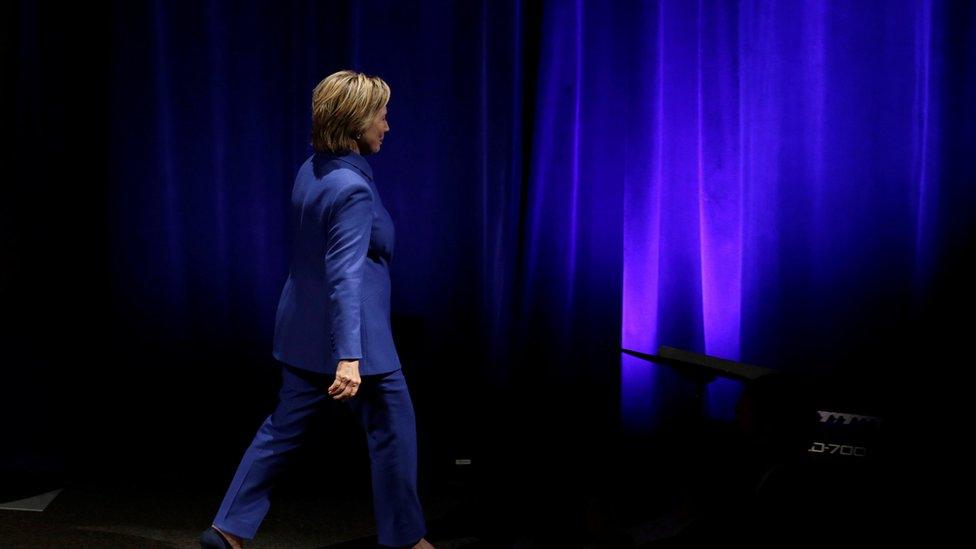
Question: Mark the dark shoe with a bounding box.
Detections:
[199,525,233,548]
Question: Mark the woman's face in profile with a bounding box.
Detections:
[358,105,389,155]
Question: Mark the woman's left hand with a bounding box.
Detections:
[329,359,361,401]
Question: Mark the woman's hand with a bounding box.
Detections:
[329,360,361,400]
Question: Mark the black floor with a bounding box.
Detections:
[1,420,912,548]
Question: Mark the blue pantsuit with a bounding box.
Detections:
[212,364,425,546]
[211,151,426,546]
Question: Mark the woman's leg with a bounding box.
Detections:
[347,368,427,547]
[212,364,328,540]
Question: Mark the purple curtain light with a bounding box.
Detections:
[612,0,945,428]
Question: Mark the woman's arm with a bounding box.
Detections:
[324,181,374,367]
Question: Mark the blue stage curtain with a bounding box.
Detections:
[525,0,975,428]
[8,0,969,437]
[105,0,976,425]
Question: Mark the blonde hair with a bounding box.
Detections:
[311,70,390,154]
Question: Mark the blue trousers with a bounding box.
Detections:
[212,364,426,547]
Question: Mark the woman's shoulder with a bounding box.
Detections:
[298,154,367,189]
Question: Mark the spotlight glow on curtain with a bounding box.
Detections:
[609,0,944,429]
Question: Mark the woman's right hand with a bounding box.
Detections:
[329,360,361,400]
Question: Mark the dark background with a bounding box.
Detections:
[2,0,974,545]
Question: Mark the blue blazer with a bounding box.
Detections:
[272,151,401,376]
